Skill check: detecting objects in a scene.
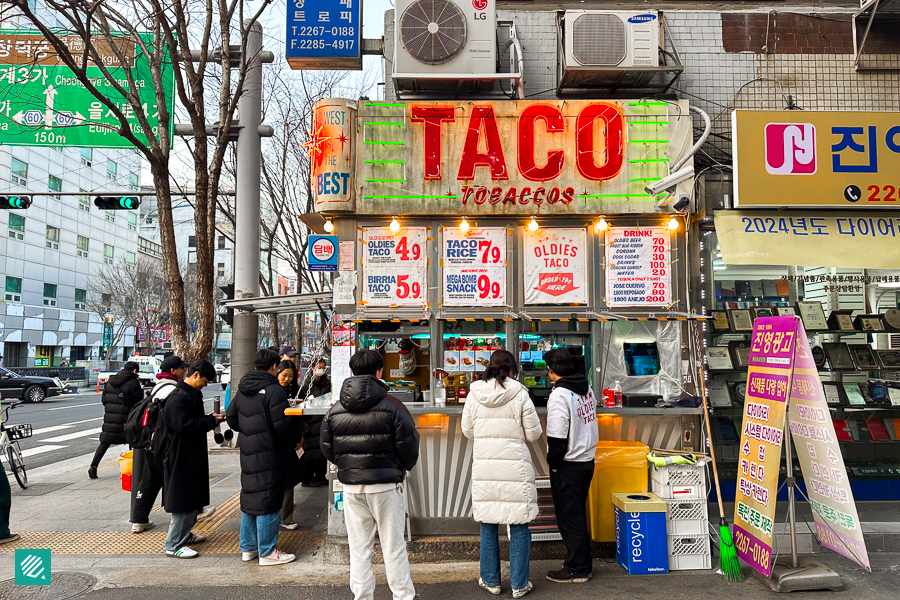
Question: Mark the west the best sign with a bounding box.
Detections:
[313,99,694,216]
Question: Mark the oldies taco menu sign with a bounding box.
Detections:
[524,228,586,305]
[442,228,507,307]
[362,227,427,307]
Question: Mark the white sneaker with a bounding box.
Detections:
[131,521,155,533]
[259,548,295,566]
[279,522,299,530]
[187,533,207,544]
[166,546,198,559]
[479,578,501,595]
[241,550,259,562]
[512,582,534,599]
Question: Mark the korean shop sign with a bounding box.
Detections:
[715,210,900,270]
[286,0,361,70]
[341,99,694,216]
[0,30,174,148]
[732,110,900,208]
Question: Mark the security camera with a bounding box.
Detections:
[644,165,695,196]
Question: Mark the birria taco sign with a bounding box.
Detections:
[312,99,694,216]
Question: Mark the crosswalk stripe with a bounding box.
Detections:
[47,403,101,411]
[0,445,66,461]
[42,427,103,443]
[67,417,103,425]
[31,425,76,436]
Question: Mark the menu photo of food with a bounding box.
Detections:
[475,351,492,373]
[444,351,460,371]
[460,350,476,372]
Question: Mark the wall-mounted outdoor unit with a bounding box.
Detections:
[393,0,498,94]
[558,10,680,95]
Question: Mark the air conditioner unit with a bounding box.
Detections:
[559,10,660,89]
[393,0,496,93]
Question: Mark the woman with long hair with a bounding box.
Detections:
[462,350,542,598]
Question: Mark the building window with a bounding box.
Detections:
[4,276,22,302]
[11,157,27,185]
[78,190,90,212]
[106,159,117,180]
[8,213,24,240]
[218,235,226,250]
[127,212,137,231]
[75,288,87,310]
[188,235,196,248]
[46,225,59,249]
[129,172,139,190]
[139,236,162,258]
[105,210,115,222]
[76,235,89,257]
[48,174,62,196]
[126,251,136,264]
[101,293,111,311]
[217,262,225,277]
[103,244,114,264]
[43,283,57,306]
[80,147,92,167]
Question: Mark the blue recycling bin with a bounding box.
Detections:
[613,492,669,574]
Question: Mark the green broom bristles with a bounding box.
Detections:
[718,518,745,582]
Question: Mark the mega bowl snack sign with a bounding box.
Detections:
[315,99,692,215]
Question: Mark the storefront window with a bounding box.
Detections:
[356,322,433,401]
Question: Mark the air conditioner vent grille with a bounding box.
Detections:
[400,0,467,65]
[572,13,626,66]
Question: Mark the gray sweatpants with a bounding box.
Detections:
[343,486,415,600]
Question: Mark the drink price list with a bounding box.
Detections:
[605,227,672,307]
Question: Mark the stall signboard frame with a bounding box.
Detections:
[361,227,427,307]
[733,110,900,208]
[286,0,362,70]
[442,227,508,307]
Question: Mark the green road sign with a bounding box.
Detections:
[0,30,174,148]
[102,320,113,351]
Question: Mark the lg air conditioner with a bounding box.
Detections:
[559,10,661,89]
[393,0,497,93]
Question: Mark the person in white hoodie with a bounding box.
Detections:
[462,350,542,599]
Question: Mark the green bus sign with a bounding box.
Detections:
[0,30,174,148]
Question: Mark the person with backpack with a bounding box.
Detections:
[89,362,144,480]
[543,349,599,584]
[159,360,222,559]
[226,349,299,565]
[127,356,188,534]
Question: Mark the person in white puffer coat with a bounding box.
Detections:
[462,350,542,599]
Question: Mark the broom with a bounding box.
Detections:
[696,363,745,582]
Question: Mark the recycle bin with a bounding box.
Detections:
[586,441,650,542]
[119,450,133,492]
[613,492,669,574]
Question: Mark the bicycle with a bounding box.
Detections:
[0,400,31,489]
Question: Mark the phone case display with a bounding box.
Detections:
[442,228,507,307]
[524,228,587,305]
[362,227,427,306]
[797,301,828,331]
[605,226,672,307]
[823,343,856,371]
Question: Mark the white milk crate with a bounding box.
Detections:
[666,498,710,535]
[651,462,708,500]
[667,533,712,571]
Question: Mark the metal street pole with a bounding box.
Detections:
[231,19,263,389]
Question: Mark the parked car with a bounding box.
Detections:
[0,366,63,403]
[220,365,230,390]
[98,355,162,388]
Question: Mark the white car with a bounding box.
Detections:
[220,366,230,390]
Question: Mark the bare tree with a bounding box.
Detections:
[10,0,267,362]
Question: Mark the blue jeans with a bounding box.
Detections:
[240,511,281,557]
[165,510,199,552]
[480,523,531,590]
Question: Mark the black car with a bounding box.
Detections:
[0,366,63,403]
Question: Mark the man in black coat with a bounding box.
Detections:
[320,350,419,600]
[226,349,299,566]
[159,360,221,559]
[89,361,144,479]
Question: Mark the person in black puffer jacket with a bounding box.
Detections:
[320,350,419,600]
[226,349,300,566]
[88,362,144,479]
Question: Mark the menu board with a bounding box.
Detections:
[732,316,796,578]
[605,227,672,307]
[362,227,427,307]
[442,228,507,307]
[523,228,586,305]
[787,326,870,572]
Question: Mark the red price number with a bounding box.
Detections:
[478,241,503,264]
[396,275,422,299]
[395,237,422,261]
[645,282,666,304]
[477,275,502,300]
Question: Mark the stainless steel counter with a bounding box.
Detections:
[287,402,704,416]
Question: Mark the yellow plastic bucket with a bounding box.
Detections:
[586,441,650,542]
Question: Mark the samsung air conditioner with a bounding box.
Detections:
[393,0,497,93]
[559,10,661,89]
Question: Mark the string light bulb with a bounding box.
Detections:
[459,216,470,233]
[667,216,680,231]
[323,218,334,233]
[390,216,400,233]
[528,216,539,232]
[595,216,608,233]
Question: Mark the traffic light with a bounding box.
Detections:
[0,196,32,209]
[94,196,140,210]
[219,283,234,327]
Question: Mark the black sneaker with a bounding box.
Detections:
[88,466,98,480]
[546,569,592,583]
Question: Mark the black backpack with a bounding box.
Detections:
[124,381,175,450]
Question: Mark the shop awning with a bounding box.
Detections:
[221,292,332,315]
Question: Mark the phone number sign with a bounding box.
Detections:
[286,0,361,70]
